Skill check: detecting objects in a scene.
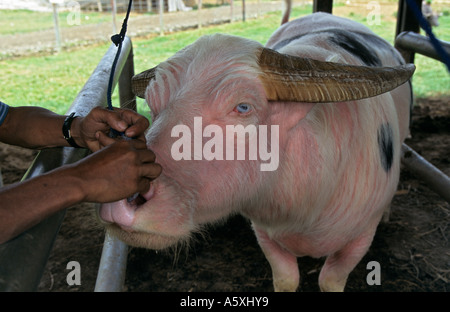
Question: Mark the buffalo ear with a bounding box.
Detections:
[268,101,315,126]
[258,48,416,103]
[132,67,157,98]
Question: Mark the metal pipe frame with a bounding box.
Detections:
[94,230,128,292]
[396,31,450,63]
[94,43,136,293]
[401,143,450,204]
[0,36,133,292]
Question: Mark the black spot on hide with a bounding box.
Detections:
[271,30,398,68]
[377,123,394,172]
[328,30,382,67]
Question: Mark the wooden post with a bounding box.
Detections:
[159,0,164,36]
[242,0,246,22]
[111,0,117,34]
[198,0,202,29]
[257,0,260,18]
[51,3,62,52]
[313,0,333,13]
[230,0,233,23]
[395,0,422,63]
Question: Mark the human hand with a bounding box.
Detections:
[72,106,150,152]
[72,138,162,203]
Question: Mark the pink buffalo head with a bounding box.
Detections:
[98,34,413,252]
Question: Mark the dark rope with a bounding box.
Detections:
[405,0,450,72]
[105,0,139,202]
[107,0,133,137]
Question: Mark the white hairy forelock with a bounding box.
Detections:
[146,34,264,116]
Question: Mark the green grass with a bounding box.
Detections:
[132,8,305,70]
[413,16,450,98]
[0,4,448,118]
[410,14,450,97]
[0,9,115,35]
[0,44,110,114]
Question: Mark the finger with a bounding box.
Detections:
[124,122,149,139]
[97,131,117,147]
[129,138,148,151]
[117,109,150,138]
[137,178,152,195]
[116,108,149,126]
[140,163,163,180]
[93,107,129,133]
[137,148,157,163]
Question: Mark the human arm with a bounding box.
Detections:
[0,138,162,244]
[0,106,149,150]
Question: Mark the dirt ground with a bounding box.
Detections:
[0,96,447,292]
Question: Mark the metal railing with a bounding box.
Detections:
[396,31,450,65]
[0,36,134,292]
[395,30,450,204]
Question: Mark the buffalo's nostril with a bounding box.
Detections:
[136,194,147,206]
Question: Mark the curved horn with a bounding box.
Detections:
[131,67,157,98]
[258,48,415,103]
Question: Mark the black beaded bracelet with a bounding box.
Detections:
[62,112,81,148]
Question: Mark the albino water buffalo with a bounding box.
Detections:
[99,12,415,291]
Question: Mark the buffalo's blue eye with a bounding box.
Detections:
[234,103,251,114]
